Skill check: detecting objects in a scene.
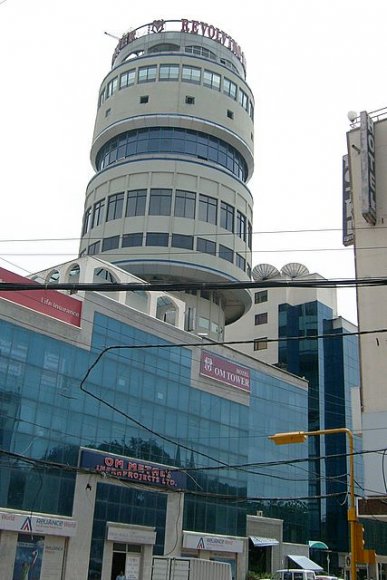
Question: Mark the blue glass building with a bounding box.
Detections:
[0,273,310,578]
[278,300,361,556]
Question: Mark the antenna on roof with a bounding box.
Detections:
[104,31,120,40]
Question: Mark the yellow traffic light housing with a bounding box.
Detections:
[354,522,376,564]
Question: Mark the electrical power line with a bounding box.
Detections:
[1,446,385,503]
[2,275,387,293]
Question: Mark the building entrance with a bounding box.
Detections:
[111,543,141,580]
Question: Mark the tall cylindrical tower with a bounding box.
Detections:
[79,19,255,338]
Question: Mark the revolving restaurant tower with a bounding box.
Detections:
[79,19,255,339]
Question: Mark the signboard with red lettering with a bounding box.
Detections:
[200,351,250,392]
[0,267,82,327]
[112,19,245,68]
[79,449,187,490]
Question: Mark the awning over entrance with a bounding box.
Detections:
[288,555,323,571]
[308,540,329,550]
[250,536,279,548]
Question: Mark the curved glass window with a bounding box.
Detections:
[68,264,80,280]
[149,189,172,216]
[88,241,100,255]
[96,128,248,181]
[146,232,169,247]
[126,189,147,217]
[123,51,144,61]
[199,194,217,225]
[220,58,239,74]
[106,193,124,221]
[236,252,246,271]
[175,190,196,218]
[120,69,135,89]
[224,78,237,100]
[185,45,216,60]
[237,210,247,242]
[171,234,194,250]
[122,233,143,247]
[92,200,104,228]
[138,65,157,83]
[94,268,117,283]
[220,201,234,232]
[197,237,216,255]
[47,270,60,284]
[159,64,179,80]
[182,65,201,83]
[102,235,120,252]
[203,70,221,90]
[148,43,179,53]
[82,207,92,235]
[219,244,234,263]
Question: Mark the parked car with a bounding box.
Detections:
[273,569,317,580]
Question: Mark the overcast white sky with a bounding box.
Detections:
[1,0,386,323]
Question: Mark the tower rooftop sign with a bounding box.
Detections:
[112,19,246,68]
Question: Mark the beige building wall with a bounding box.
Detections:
[79,26,255,336]
[347,113,387,495]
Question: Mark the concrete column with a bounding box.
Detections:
[65,473,97,580]
[0,530,17,580]
[142,544,154,580]
[101,540,113,580]
[164,492,184,557]
[237,540,249,580]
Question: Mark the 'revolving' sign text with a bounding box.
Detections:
[112,19,245,68]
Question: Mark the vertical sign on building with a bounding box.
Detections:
[360,110,376,225]
[342,154,354,246]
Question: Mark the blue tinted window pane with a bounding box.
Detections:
[149,189,172,216]
[175,190,196,218]
[126,190,147,217]
[95,128,248,181]
[146,232,169,246]
[171,234,194,250]
[102,236,120,251]
[218,244,233,263]
[122,233,143,247]
[197,237,216,255]
[199,195,217,225]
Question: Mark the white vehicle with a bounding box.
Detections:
[273,569,317,580]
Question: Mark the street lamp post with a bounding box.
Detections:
[269,428,357,580]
